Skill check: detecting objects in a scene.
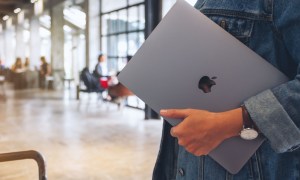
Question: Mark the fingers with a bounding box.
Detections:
[160,109,192,119]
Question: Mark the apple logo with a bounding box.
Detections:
[198,76,217,93]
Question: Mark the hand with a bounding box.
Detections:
[160,108,243,156]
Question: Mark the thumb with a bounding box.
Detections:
[160,109,192,119]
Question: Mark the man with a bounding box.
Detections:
[93,52,108,78]
[153,0,300,179]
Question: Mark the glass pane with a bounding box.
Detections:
[162,0,176,17]
[128,6,139,31]
[118,34,127,57]
[108,36,118,57]
[117,57,127,72]
[139,32,145,47]
[101,14,109,35]
[129,0,144,5]
[107,57,118,72]
[107,12,118,34]
[101,36,107,55]
[128,33,139,55]
[118,10,127,33]
[102,0,127,12]
[139,5,145,30]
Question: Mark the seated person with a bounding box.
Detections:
[93,52,108,78]
[80,67,104,92]
[108,56,134,102]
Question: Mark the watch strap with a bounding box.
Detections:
[241,105,259,131]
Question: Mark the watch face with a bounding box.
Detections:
[240,128,259,140]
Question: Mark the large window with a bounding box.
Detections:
[101,0,145,109]
[101,1,145,72]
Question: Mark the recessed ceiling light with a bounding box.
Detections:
[14,8,22,14]
[2,15,9,21]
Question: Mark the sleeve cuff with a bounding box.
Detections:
[244,89,300,153]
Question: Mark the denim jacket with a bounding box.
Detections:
[153,0,300,179]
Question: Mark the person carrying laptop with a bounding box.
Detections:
[153,0,300,179]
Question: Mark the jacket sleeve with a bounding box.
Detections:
[244,0,300,153]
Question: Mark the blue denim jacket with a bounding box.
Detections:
[153,0,300,179]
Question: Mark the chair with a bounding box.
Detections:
[0,150,47,180]
[45,76,54,90]
[76,67,106,100]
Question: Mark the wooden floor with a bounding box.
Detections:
[0,86,162,180]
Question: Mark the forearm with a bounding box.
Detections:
[244,78,300,153]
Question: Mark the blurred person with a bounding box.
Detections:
[11,57,24,73]
[11,57,26,89]
[23,57,37,88]
[0,59,5,77]
[39,56,51,89]
[93,52,108,78]
[24,57,31,70]
[0,59,5,70]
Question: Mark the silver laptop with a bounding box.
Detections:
[118,0,288,174]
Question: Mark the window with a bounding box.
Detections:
[101,0,145,109]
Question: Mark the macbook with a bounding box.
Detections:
[118,0,288,174]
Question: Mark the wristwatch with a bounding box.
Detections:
[240,105,259,140]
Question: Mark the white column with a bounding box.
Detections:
[72,34,79,82]
[50,2,65,89]
[0,24,4,61]
[85,0,100,70]
[15,11,26,60]
[4,18,15,67]
[29,16,41,67]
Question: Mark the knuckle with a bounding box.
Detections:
[170,128,178,137]
[202,149,209,156]
[171,127,183,137]
[178,138,190,147]
[178,139,185,146]
[186,147,195,154]
[191,148,209,156]
[194,151,203,156]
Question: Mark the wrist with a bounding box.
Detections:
[241,105,259,131]
[219,108,243,138]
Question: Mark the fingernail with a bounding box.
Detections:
[160,109,168,114]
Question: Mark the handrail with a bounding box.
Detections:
[0,150,47,180]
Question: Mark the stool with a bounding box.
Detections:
[45,76,54,90]
[63,78,74,89]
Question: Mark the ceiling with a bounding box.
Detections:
[0,0,84,24]
[0,0,32,20]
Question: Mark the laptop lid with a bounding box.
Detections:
[118,0,288,174]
